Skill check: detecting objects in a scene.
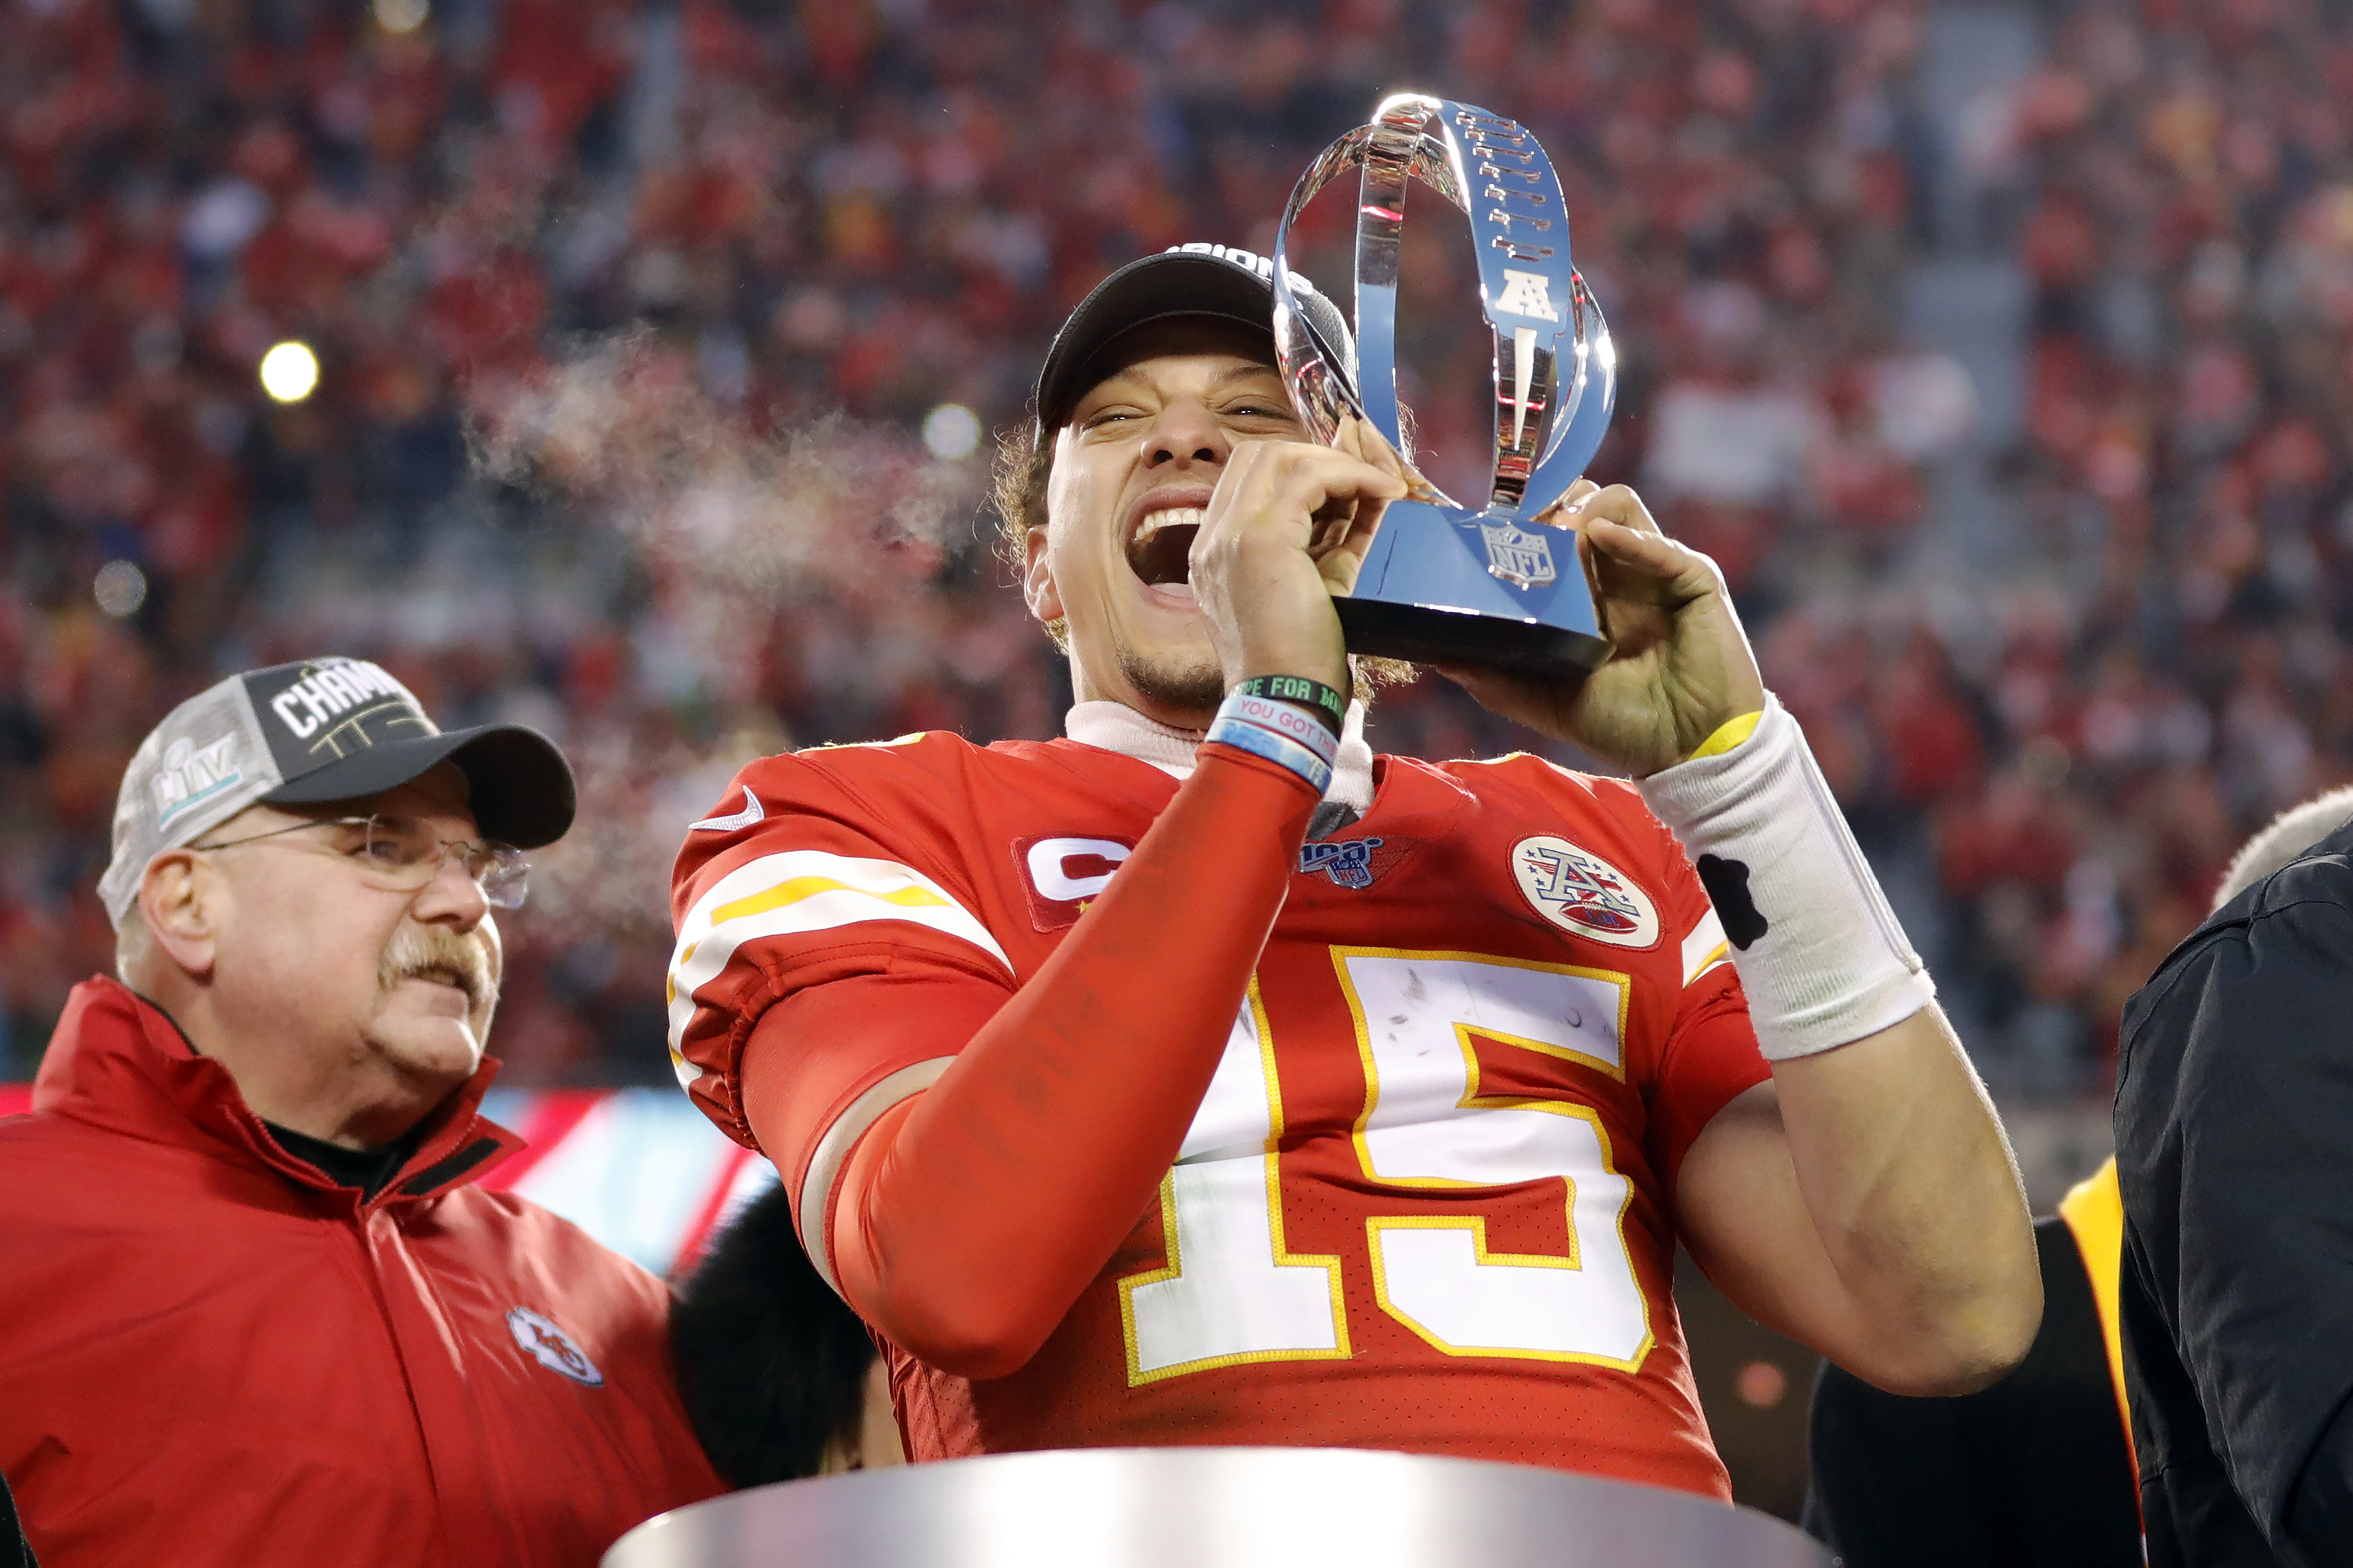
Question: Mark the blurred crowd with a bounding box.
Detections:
[1,0,2346,1094]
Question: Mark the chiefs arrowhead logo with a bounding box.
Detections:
[507,1307,604,1387]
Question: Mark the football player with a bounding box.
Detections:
[666,244,2040,1496]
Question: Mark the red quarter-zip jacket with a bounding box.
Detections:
[0,978,721,1567]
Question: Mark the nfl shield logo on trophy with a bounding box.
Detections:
[1480,521,1558,590]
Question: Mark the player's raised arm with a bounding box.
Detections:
[799,749,1315,1376]
[1449,482,2043,1396]
[716,330,1399,1378]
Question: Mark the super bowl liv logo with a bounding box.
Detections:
[151,734,243,829]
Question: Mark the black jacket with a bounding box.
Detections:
[2116,819,2353,1567]
[4,1466,33,1568]
[1802,1215,2139,1566]
[669,1180,879,1485]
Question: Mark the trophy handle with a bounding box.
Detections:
[1348,94,1441,471]
[1520,273,1619,518]
[1272,96,1610,525]
[1271,129,1377,443]
[1270,93,1619,676]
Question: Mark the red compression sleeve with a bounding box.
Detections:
[740,742,1319,1377]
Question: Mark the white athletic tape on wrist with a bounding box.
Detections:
[1206,696,1335,795]
[1636,693,1935,1060]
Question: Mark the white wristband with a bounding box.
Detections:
[1636,694,1935,1060]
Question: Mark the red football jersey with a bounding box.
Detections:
[668,731,1769,1497]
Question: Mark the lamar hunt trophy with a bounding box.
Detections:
[1273,93,1617,675]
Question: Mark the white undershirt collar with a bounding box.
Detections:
[1065,698,1375,814]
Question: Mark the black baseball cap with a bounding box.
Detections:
[1032,242,1355,437]
[100,655,575,923]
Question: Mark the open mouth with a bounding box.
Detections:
[1126,502,1205,588]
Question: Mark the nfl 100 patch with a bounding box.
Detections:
[1297,834,1425,889]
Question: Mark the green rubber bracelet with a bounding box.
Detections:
[1234,675,1345,736]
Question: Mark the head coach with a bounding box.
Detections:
[664,243,2041,1494]
[0,657,718,1567]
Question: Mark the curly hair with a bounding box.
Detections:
[989,420,1063,646]
[988,420,1416,701]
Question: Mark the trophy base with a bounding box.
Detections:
[1338,596,1613,677]
[1337,500,1614,679]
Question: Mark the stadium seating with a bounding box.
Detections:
[1,0,2346,1109]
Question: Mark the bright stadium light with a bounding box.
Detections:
[373,0,429,32]
[922,402,981,461]
[93,560,148,618]
[259,340,320,404]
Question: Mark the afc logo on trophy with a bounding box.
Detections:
[1494,269,1560,322]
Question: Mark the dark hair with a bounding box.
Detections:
[989,420,1064,648]
[990,420,1054,568]
[669,1182,880,1485]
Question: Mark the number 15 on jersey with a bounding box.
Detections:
[1119,949,1654,1385]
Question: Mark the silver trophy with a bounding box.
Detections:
[1273,94,1617,675]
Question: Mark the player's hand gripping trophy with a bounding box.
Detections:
[1269,93,1764,776]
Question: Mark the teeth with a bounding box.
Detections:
[1135,506,1206,540]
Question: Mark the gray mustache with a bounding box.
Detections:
[377,926,496,1012]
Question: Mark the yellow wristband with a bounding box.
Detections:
[1686,709,1764,761]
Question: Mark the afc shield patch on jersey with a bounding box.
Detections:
[1510,836,1660,948]
[507,1307,605,1387]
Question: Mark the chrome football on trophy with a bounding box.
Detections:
[1273,93,1617,675]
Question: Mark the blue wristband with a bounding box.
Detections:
[1205,708,1334,796]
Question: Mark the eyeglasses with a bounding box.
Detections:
[190,814,531,909]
